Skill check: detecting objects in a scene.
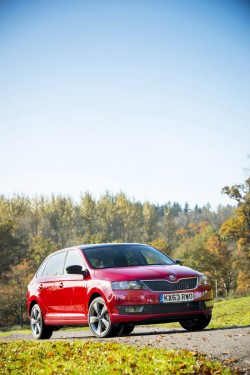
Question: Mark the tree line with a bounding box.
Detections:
[0,178,249,326]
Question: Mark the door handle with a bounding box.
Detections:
[59,282,63,288]
[39,284,43,289]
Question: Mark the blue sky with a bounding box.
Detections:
[0,0,249,209]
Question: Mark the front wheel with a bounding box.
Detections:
[30,304,53,339]
[179,315,211,331]
[88,297,121,338]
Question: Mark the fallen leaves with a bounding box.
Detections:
[0,341,233,374]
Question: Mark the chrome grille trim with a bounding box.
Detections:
[142,277,198,292]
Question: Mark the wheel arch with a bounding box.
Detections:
[88,292,103,308]
[28,299,39,317]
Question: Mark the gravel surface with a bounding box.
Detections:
[1,326,250,374]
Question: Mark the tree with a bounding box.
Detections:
[0,220,23,274]
[159,207,177,255]
[41,195,77,248]
[0,260,33,327]
[28,234,57,272]
[220,178,250,293]
[204,234,237,294]
[78,193,97,242]
[114,193,142,242]
[174,221,237,295]
[184,202,190,214]
[95,192,116,242]
[142,202,158,242]
[173,223,214,272]
[0,195,31,271]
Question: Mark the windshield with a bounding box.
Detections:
[82,244,175,269]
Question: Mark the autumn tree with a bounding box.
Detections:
[0,196,30,272]
[220,178,250,293]
[28,234,57,272]
[95,192,116,242]
[0,260,33,327]
[204,234,237,294]
[41,195,77,248]
[114,193,142,242]
[0,220,21,274]
[173,222,215,274]
[159,207,177,255]
[142,202,158,242]
[78,193,97,242]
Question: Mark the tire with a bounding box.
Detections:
[120,324,135,335]
[88,297,121,338]
[30,304,53,340]
[179,315,211,331]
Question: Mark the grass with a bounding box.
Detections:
[208,295,250,329]
[0,325,31,336]
[0,340,233,374]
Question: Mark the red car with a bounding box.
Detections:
[27,243,213,339]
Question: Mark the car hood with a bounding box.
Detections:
[94,264,201,282]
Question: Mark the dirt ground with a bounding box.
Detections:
[2,325,250,374]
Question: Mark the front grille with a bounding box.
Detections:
[118,301,206,315]
[142,278,197,292]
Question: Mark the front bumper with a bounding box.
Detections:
[109,287,213,324]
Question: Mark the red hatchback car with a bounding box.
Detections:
[27,243,213,339]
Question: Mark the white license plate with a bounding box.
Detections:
[160,292,194,303]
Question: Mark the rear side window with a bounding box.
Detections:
[42,252,65,276]
[36,259,48,278]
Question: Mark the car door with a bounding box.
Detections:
[38,251,66,323]
[59,249,88,324]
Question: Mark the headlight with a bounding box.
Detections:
[111,280,148,290]
[198,275,209,286]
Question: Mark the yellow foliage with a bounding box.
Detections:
[187,223,199,234]
[205,234,220,255]
[176,228,189,238]
[198,221,210,232]
[236,271,250,293]
[150,238,169,254]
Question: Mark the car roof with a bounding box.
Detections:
[78,243,147,250]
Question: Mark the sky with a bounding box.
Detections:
[0,0,249,209]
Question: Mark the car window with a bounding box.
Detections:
[36,258,48,278]
[64,250,85,273]
[84,248,115,268]
[140,247,171,265]
[83,245,174,268]
[42,252,65,277]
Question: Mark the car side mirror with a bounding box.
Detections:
[66,265,89,277]
[174,259,182,265]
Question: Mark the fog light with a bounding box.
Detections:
[118,306,144,314]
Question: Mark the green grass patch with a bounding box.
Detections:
[209,295,250,329]
[0,340,233,374]
[0,326,89,337]
[0,327,31,337]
